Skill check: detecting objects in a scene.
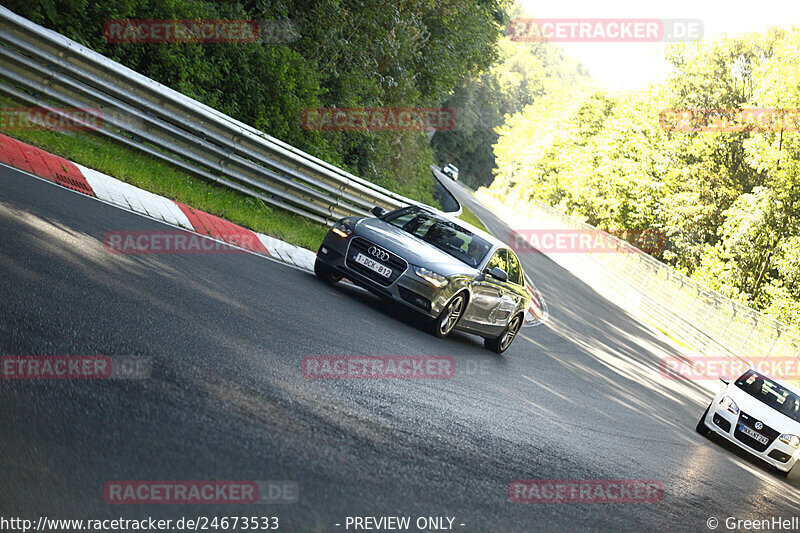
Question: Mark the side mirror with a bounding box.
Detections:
[486,267,508,282]
[719,377,730,385]
[371,206,388,217]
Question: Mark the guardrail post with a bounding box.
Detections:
[737,316,759,355]
[700,292,717,328]
[720,305,736,339]
[764,326,782,359]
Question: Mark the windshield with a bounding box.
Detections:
[735,370,800,422]
[383,207,491,268]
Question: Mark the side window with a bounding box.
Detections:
[485,249,508,274]
[505,250,523,285]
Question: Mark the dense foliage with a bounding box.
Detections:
[489,29,800,327]
[6,0,509,203]
[431,3,593,189]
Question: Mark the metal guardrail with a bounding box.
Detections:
[0,6,428,226]
[477,190,800,376]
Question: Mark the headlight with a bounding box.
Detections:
[413,266,448,288]
[780,434,800,447]
[331,221,352,238]
[720,396,740,415]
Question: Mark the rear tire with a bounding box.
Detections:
[431,292,466,338]
[314,258,342,284]
[696,404,711,436]
[484,314,523,354]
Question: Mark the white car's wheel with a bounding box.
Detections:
[696,404,711,436]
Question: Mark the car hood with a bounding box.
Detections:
[727,385,800,434]
[353,218,478,276]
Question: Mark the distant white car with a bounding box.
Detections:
[441,164,459,181]
[697,369,800,475]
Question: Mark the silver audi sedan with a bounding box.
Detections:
[314,205,532,353]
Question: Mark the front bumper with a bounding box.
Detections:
[703,403,799,472]
[316,233,457,319]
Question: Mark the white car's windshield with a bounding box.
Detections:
[735,370,800,422]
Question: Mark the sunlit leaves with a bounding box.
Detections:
[489,26,800,327]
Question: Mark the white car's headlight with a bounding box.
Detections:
[720,396,740,415]
[331,221,352,238]
[413,266,448,288]
[779,434,800,447]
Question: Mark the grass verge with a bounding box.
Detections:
[0,97,333,250]
[0,96,478,251]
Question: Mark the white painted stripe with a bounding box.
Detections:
[255,234,279,257]
[285,246,317,271]
[122,189,150,217]
[156,198,194,229]
[257,234,293,263]
[274,241,303,266]
[136,193,168,219]
[78,163,319,272]
[78,164,192,229]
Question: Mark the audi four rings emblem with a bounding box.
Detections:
[754,421,763,430]
[368,246,390,261]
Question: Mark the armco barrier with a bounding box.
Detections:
[476,189,800,382]
[0,6,433,226]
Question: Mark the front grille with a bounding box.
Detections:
[733,411,779,452]
[346,237,407,287]
[769,449,792,463]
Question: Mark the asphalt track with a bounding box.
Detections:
[2,164,800,532]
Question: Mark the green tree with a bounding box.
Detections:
[487,25,800,326]
[431,25,592,189]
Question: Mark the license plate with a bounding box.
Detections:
[739,423,769,444]
[354,252,392,278]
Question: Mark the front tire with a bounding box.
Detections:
[484,314,523,354]
[696,404,711,436]
[431,292,466,338]
[314,258,342,284]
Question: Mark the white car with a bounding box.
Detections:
[442,164,459,181]
[697,369,800,475]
